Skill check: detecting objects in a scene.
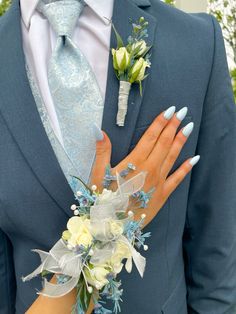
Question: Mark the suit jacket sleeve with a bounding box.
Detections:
[183,14,236,314]
[0,228,16,314]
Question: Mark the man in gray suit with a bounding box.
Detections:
[0,0,236,313]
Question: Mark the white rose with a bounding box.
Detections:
[109,241,132,274]
[97,188,117,205]
[112,47,130,72]
[66,216,93,248]
[131,40,147,57]
[129,58,150,83]
[85,265,110,290]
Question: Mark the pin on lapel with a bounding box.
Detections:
[111,17,152,126]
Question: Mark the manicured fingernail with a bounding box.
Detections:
[182,122,194,137]
[92,123,104,141]
[176,107,188,121]
[164,106,176,120]
[189,155,200,167]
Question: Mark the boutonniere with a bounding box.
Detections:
[112,17,152,127]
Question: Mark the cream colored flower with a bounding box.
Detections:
[85,265,110,290]
[109,220,124,238]
[97,188,117,205]
[129,58,150,83]
[131,40,147,57]
[66,216,93,248]
[112,47,130,72]
[109,241,132,274]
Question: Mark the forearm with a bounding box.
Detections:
[26,275,95,314]
[26,275,77,314]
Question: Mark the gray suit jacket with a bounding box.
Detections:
[0,0,236,313]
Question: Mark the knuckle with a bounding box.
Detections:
[168,151,177,163]
[159,134,172,146]
[175,134,186,146]
[145,128,158,142]
[96,145,109,155]
[155,115,166,127]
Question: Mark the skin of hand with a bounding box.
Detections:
[90,106,200,228]
[26,106,200,314]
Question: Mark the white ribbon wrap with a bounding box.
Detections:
[22,239,83,297]
[22,171,148,297]
[116,81,131,127]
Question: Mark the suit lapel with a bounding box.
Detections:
[102,0,157,166]
[0,0,75,217]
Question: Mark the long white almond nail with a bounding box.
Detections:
[176,107,188,121]
[92,123,104,141]
[189,155,200,167]
[164,106,176,120]
[182,122,194,137]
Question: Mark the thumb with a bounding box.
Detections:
[90,124,112,191]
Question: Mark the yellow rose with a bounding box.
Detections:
[112,47,130,72]
[66,216,93,248]
[129,58,150,83]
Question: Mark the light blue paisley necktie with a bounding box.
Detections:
[36,0,104,184]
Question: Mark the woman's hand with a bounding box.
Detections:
[90,106,200,228]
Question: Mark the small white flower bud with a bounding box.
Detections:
[91,185,97,191]
[95,284,100,290]
[141,213,146,219]
[89,249,94,256]
[88,286,93,293]
[128,210,134,217]
[70,204,77,211]
[76,190,82,196]
[67,244,73,250]
[144,245,148,251]
[74,210,79,216]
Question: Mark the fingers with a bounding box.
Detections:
[163,155,200,196]
[160,122,194,178]
[147,107,188,167]
[90,124,112,191]
[128,106,176,162]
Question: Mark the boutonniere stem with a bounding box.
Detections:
[117,81,131,126]
[112,17,152,127]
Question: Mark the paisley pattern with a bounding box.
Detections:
[35,0,104,186]
[26,62,84,194]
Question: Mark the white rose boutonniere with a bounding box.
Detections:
[112,17,152,126]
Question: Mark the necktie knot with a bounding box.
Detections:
[37,0,84,38]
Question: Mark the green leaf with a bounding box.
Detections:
[70,174,93,195]
[112,23,124,48]
[139,81,143,96]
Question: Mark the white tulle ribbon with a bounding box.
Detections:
[22,171,147,297]
[90,171,147,276]
[22,239,83,297]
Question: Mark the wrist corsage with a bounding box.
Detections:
[22,167,153,314]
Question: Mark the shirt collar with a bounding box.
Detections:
[20,0,114,29]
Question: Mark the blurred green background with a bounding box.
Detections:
[0,0,235,101]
